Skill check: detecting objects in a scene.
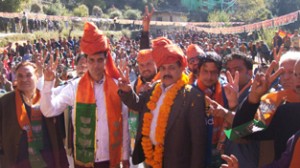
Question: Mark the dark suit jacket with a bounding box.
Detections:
[0,91,68,168]
[119,84,207,168]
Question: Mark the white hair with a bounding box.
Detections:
[279,51,300,66]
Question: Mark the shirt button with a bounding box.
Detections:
[96,139,99,142]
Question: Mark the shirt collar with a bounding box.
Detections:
[94,75,105,85]
[161,83,174,92]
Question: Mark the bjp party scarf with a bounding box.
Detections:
[225,89,300,140]
[16,90,46,168]
[74,72,123,167]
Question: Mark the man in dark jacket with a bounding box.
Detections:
[118,37,207,168]
[0,61,68,168]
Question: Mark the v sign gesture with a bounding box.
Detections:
[224,71,239,110]
[44,54,59,81]
[273,44,285,66]
[142,5,155,32]
[248,61,284,103]
[117,65,131,92]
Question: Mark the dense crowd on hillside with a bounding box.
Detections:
[1,7,300,168]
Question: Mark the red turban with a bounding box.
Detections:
[152,37,187,68]
[80,22,120,79]
[137,49,153,63]
[186,44,205,59]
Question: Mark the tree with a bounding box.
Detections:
[188,10,208,22]
[266,0,300,30]
[109,9,123,19]
[31,3,42,13]
[234,0,272,23]
[72,0,106,15]
[92,5,103,17]
[0,0,30,12]
[207,10,231,23]
[267,0,300,16]
[124,9,142,20]
[43,3,69,16]
[73,4,89,17]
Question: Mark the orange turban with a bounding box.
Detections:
[2,49,7,54]
[186,44,205,59]
[137,49,153,63]
[152,37,187,68]
[80,22,120,79]
[80,22,109,55]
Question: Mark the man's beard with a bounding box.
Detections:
[191,68,198,75]
[141,73,156,82]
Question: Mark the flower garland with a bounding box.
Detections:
[141,74,189,168]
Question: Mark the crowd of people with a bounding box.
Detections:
[0,6,300,168]
[0,12,64,33]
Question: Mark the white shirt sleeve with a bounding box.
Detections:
[40,80,76,117]
[122,104,130,160]
[36,75,44,91]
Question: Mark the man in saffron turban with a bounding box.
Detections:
[118,37,207,168]
[41,22,130,168]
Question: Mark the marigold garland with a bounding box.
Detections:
[141,73,189,168]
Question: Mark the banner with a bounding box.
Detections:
[261,20,273,29]
[0,9,299,34]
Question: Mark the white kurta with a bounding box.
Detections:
[40,76,130,162]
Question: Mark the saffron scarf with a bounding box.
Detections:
[16,90,46,168]
[290,136,300,168]
[225,89,300,140]
[188,72,196,85]
[197,80,225,146]
[74,72,123,167]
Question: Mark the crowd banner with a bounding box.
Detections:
[0,9,300,34]
[274,11,298,27]
[261,20,273,29]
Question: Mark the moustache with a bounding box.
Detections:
[163,75,173,80]
[142,70,151,74]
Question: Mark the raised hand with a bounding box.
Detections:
[35,52,44,78]
[139,82,153,93]
[206,96,228,118]
[117,65,131,92]
[221,154,239,168]
[248,61,284,103]
[44,54,59,81]
[273,44,284,63]
[206,96,235,125]
[142,5,155,32]
[224,71,239,110]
